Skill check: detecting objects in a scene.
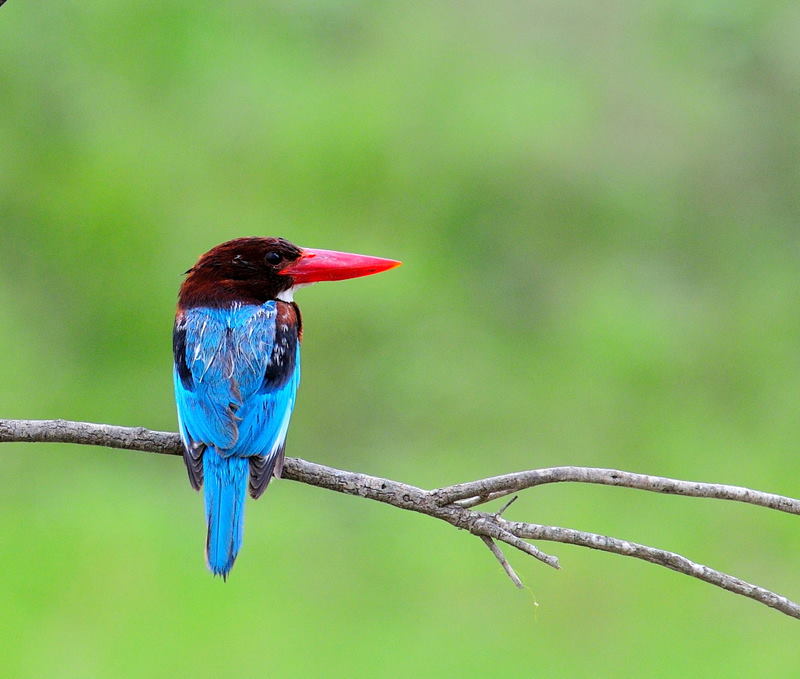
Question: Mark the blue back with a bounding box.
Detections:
[173,302,300,462]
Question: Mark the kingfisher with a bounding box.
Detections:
[173,237,401,577]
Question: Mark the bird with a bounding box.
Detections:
[173,237,401,577]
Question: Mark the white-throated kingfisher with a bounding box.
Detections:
[173,237,401,577]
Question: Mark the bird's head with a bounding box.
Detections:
[179,237,401,307]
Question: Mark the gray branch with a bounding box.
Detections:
[435,466,800,514]
[1,418,798,619]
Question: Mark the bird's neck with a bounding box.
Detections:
[178,271,288,309]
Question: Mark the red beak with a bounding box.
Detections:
[279,247,402,284]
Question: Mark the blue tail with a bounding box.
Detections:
[203,453,249,578]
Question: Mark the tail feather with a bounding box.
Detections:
[203,453,249,578]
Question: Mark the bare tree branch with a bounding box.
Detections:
[435,466,800,514]
[1,418,798,620]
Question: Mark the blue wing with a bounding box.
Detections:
[172,301,301,494]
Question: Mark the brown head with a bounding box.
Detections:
[178,237,401,309]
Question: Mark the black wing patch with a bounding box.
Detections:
[248,444,286,499]
[261,304,299,391]
[183,441,205,490]
[173,320,193,390]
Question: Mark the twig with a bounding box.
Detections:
[496,527,560,569]
[1,418,798,620]
[481,536,523,588]
[457,491,510,508]
[494,495,519,517]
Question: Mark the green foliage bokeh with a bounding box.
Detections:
[1,1,800,676]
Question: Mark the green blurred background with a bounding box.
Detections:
[2,1,800,676]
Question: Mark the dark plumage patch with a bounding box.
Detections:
[291,301,303,340]
[183,442,205,490]
[248,445,285,499]
[173,319,193,390]
[261,303,299,391]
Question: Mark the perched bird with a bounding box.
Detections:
[173,237,400,577]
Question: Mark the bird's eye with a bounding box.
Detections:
[265,252,282,265]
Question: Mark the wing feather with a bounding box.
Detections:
[173,302,300,493]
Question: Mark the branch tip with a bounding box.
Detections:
[481,536,524,589]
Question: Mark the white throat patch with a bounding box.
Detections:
[276,284,310,303]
